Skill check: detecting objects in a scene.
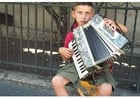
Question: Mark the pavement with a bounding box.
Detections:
[0,69,140,96]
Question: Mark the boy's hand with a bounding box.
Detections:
[103,18,128,34]
[59,47,73,60]
[103,18,116,32]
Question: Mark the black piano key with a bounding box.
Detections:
[75,53,80,57]
[77,58,82,64]
[75,51,80,56]
[78,59,83,64]
[80,67,86,71]
[81,69,86,73]
[79,63,84,68]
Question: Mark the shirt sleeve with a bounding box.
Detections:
[64,32,73,48]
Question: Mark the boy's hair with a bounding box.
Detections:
[71,2,95,31]
[71,2,94,10]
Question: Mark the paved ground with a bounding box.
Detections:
[0,69,140,96]
[0,80,54,96]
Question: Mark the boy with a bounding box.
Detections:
[52,2,128,96]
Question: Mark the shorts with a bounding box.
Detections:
[56,62,117,90]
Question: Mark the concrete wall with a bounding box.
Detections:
[0,3,58,41]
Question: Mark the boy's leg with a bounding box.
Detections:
[97,83,113,96]
[52,75,70,96]
[93,67,116,96]
[52,63,79,96]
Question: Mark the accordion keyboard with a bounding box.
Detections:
[69,40,88,79]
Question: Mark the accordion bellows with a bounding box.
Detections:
[69,14,128,79]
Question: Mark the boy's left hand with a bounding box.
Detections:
[103,18,116,32]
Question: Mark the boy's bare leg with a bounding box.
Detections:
[97,83,112,96]
[52,75,70,96]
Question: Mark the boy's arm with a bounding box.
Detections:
[115,22,128,34]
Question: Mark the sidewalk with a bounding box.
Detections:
[0,69,53,89]
[0,69,140,96]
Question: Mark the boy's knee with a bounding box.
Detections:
[52,75,66,85]
[98,83,113,96]
[52,75,70,87]
[52,75,60,85]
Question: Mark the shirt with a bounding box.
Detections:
[64,22,78,48]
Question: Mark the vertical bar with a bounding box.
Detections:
[0,4,2,60]
[19,3,23,70]
[114,8,117,21]
[49,6,53,77]
[124,2,128,25]
[12,3,17,70]
[58,7,61,48]
[0,24,1,60]
[42,6,45,68]
[66,6,70,33]
[129,10,138,73]
[129,10,138,79]
[34,3,38,72]
[12,3,16,61]
[128,10,138,89]
[104,3,108,17]
[5,3,9,63]
[27,3,30,64]
[56,6,62,71]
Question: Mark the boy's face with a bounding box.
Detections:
[72,5,94,26]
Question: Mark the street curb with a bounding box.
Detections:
[0,69,52,89]
[0,69,78,96]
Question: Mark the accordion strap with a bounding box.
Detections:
[92,63,112,80]
[94,64,103,70]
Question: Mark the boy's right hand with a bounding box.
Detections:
[59,47,73,60]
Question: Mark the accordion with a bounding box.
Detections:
[69,14,128,79]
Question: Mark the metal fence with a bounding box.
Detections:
[0,2,140,91]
